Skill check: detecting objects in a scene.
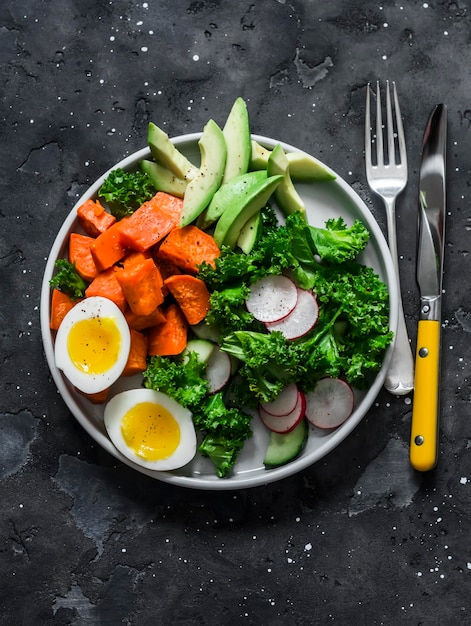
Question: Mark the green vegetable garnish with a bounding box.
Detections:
[49,259,88,299]
[143,353,251,478]
[143,210,392,477]
[98,168,155,219]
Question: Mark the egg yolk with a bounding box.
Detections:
[120,402,181,462]
[67,316,121,375]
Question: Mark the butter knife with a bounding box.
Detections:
[410,104,447,472]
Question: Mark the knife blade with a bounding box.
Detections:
[410,103,447,472]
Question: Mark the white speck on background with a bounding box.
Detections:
[460,477,468,484]
[193,54,200,61]
[141,47,148,53]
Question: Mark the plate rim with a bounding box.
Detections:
[40,132,398,491]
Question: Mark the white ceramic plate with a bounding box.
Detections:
[40,134,398,491]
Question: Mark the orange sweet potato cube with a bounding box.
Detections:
[118,192,183,252]
[77,199,116,237]
[115,251,164,316]
[85,267,127,311]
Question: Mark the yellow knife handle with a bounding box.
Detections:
[410,319,441,471]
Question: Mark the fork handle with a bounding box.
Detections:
[384,301,415,394]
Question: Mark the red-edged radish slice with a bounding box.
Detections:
[266,288,319,340]
[246,275,298,323]
[205,347,232,394]
[260,383,300,417]
[305,377,354,429]
[259,391,306,434]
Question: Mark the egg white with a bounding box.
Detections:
[54,296,131,394]
[104,389,197,471]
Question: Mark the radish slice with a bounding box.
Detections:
[205,347,232,394]
[259,391,306,434]
[305,377,354,429]
[266,288,319,339]
[260,383,299,416]
[246,275,298,323]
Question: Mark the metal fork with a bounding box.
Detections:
[365,81,414,395]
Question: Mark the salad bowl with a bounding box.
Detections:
[40,133,398,490]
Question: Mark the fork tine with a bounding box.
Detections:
[375,81,384,166]
[393,81,407,168]
[386,80,395,165]
[365,83,372,165]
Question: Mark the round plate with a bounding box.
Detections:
[40,134,398,491]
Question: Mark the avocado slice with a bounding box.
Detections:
[221,97,251,185]
[213,174,283,249]
[140,159,187,198]
[236,211,262,254]
[179,119,227,227]
[285,152,336,181]
[250,139,336,181]
[267,144,306,218]
[249,140,272,171]
[197,170,267,230]
[148,122,199,181]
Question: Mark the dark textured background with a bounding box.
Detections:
[2,1,471,624]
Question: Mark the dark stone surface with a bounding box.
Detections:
[2,1,471,624]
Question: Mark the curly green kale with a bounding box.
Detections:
[143,352,209,411]
[192,392,252,478]
[98,168,155,219]
[221,330,306,404]
[49,259,88,299]
[307,217,370,264]
[200,212,367,295]
[205,284,262,338]
[295,262,393,389]
[142,354,252,478]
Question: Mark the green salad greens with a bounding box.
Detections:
[98,168,155,219]
[143,207,393,477]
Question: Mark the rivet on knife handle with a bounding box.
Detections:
[410,319,440,471]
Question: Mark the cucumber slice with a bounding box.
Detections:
[263,418,308,468]
[191,321,221,343]
[181,339,215,364]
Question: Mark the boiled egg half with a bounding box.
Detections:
[104,389,197,471]
[54,296,131,394]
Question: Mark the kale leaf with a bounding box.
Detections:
[49,259,88,299]
[98,168,155,219]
